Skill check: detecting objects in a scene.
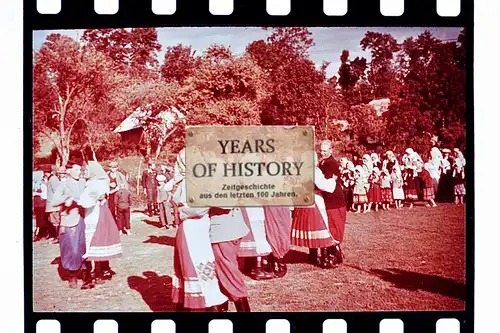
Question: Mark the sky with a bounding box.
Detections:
[33,27,462,78]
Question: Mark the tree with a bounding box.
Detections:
[246,27,336,135]
[33,34,123,167]
[337,50,368,104]
[360,32,400,99]
[82,28,161,78]
[178,44,268,127]
[161,44,199,84]
[395,29,466,148]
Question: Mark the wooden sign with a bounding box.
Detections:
[185,125,315,207]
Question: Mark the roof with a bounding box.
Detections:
[113,104,185,133]
[368,98,391,117]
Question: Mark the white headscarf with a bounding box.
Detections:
[362,154,373,174]
[454,148,466,168]
[431,147,443,163]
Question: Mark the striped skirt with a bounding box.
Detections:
[291,195,334,249]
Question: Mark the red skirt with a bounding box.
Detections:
[368,184,382,203]
[291,205,334,249]
[404,189,418,201]
[423,187,435,200]
[381,188,393,203]
[353,193,368,204]
[87,203,123,261]
[263,207,292,259]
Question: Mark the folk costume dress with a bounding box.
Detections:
[368,169,383,204]
[52,174,87,271]
[353,166,368,204]
[171,149,228,310]
[421,163,436,201]
[238,207,272,258]
[340,162,355,210]
[380,173,393,204]
[291,167,337,248]
[79,162,123,262]
[402,149,421,202]
[391,167,405,200]
[453,158,466,197]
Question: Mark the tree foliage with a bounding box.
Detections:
[34,28,467,165]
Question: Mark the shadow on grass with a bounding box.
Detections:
[50,256,70,281]
[143,219,163,229]
[283,249,311,264]
[128,271,174,312]
[144,235,176,247]
[370,268,466,301]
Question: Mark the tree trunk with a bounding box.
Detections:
[136,158,143,196]
[154,139,164,161]
[144,133,152,161]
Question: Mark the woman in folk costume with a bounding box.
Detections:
[402,148,420,208]
[263,206,293,278]
[420,160,438,207]
[33,170,49,241]
[371,153,381,169]
[171,149,228,312]
[352,165,369,213]
[452,149,466,205]
[384,150,399,174]
[51,164,87,289]
[291,152,338,269]
[238,207,274,280]
[340,158,355,211]
[367,167,383,212]
[428,147,444,194]
[436,148,454,203]
[78,161,123,288]
[379,167,393,210]
[391,165,405,209]
[362,154,374,180]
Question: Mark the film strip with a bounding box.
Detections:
[26,0,473,332]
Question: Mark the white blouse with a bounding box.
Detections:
[314,167,336,193]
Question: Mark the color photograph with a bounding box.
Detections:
[31,26,466,312]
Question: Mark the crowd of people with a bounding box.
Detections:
[32,140,466,312]
[32,162,126,289]
[339,146,467,213]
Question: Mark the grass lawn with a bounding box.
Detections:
[33,203,466,312]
